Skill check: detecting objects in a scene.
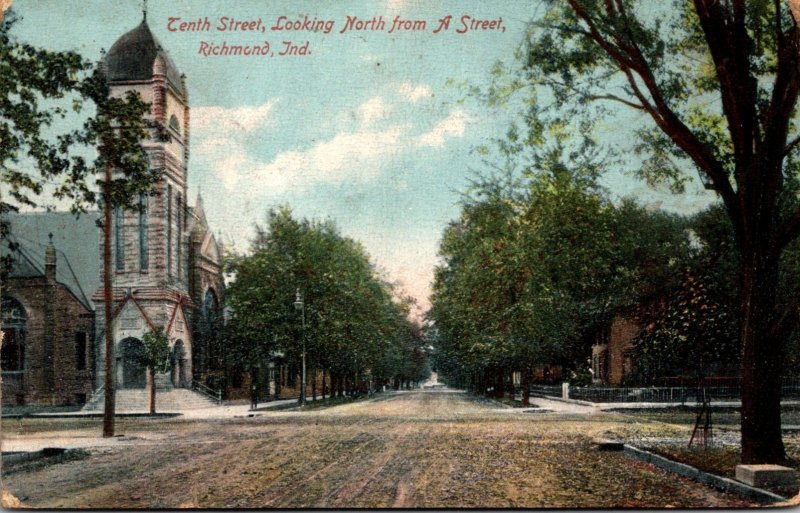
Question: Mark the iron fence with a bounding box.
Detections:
[528,385,563,398]
[529,377,800,403]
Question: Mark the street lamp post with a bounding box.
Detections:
[294,288,306,406]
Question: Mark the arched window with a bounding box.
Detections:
[169,114,180,134]
[202,289,219,322]
[139,194,149,270]
[176,193,182,280]
[1,296,27,371]
[193,289,220,381]
[166,183,173,279]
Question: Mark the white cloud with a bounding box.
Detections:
[211,126,407,194]
[398,82,432,102]
[192,101,279,189]
[216,153,248,190]
[192,101,277,133]
[358,96,390,127]
[196,99,476,203]
[193,136,245,190]
[417,109,473,147]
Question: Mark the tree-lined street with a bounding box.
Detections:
[1,387,759,508]
[6,1,800,507]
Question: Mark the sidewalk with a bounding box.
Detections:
[1,396,317,421]
[519,396,598,414]
[511,394,800,415]
[0,396,332,454]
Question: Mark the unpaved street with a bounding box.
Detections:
[1,389,756,508]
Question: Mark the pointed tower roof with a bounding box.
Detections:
[191,190,208,231]
[104,18,184,95]
[195,189,204,214]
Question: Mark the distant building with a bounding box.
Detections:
[591,315,637,385]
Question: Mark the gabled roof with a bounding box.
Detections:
[188,192,222,266]
[200,231,221,264]
[2,212,101,310]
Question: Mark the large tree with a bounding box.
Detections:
[514,0,800,464]
[226,207,428,400]
[84,66,161,438]
[1,12,89,254]
[429,156,688,400]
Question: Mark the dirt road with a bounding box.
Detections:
[1,389,756,508]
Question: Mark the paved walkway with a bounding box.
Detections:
[8,396,311,419]
[2,434,132,453]
[523,394,800,412]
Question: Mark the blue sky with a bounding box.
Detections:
[10,0,716,317]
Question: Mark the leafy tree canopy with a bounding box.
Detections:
[458,0,800,464]
[225,206,428,387]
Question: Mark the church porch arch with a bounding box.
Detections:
[171,339,190,388]
[117,337,146,389]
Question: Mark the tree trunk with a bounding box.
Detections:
[495,367,504,398]
[321,369,327,399]
[508,368,515,401]
[739,245,785,463]
[149,368,156,415]
[522,365,531,407]
[102,173,115,438]
[311,368,317,401]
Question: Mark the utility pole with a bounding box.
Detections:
[294,288,306,406]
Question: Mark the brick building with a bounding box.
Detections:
[187,194,225,388]
[1,17,225,406]
[2,223,96,405]
[591,315,638,385]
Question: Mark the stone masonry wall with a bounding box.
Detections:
[608,316,639,385]
[2,277,94,405]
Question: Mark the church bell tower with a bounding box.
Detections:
[93,13,194,390]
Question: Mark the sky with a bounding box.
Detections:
[9,0,717,318]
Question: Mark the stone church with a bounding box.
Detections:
[1,17,225,406]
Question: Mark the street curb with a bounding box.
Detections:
[481,396,516,409]
[2,447,68,465]
[251,392,386,412]
[622,444,787,503]
[25,412,182,419]
[530,394,595,407]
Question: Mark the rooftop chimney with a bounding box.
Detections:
[45,233,56,281]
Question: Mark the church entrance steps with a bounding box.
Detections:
[81,388,218,412]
